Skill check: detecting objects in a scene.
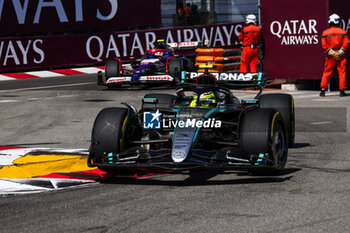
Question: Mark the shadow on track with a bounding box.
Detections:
[97,168,300,187]
[291,143,310,149]
[2,142,62,147]
[103,84,174,92]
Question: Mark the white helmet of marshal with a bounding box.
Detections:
[328,13,340,24]
[246,14,257,25]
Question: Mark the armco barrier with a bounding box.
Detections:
[195,48,241,72]
[0,22,244,73]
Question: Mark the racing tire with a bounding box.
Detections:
[142,93,177,109]
[97,71,103,85]
[167,58,183,86]
[105,60,121,88]
[105,60,120,79]
[90,107,128,173]
[259,93,295,147]
[240,109,288,174]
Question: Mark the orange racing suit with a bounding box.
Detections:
[321,26,348,90]
[238,24,261,73]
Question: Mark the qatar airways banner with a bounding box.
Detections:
[261,0,329,79]
[0,0,161,35]
[0,22,243,72]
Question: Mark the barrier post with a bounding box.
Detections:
[258,0,263,72]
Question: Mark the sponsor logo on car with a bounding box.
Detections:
[140,59,160,65]
[163,118,221,128]
[168,42,199,47]
[106,77,130,83]
[143,110,221,129]
[146,76,172,81]
[189,72,256,81]
[143,110,161,129]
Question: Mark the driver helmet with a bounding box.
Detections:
[328,13,340,25]
[190,91,217,107]
[190,74,217,107]
[246,14,257,25]
[155,39,168,49]
[145,51,153,59]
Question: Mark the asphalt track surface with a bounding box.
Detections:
[1,74,350,232]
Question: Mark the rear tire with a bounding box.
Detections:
[259,93,295,147]
[168,58,183,86]
[90,107,127,172]
[240,109,288,174]
[105,60,121,88]
[105,60,120,79]
[167,58,183,76]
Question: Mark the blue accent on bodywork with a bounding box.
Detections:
[107,152,113,164]
[131,63,153,81]
[257,73,262,84]
[143,98,157,101]
[170,108,181,114]
[204,108,226,118]
[181,71,185,83]
[254,153,265,166]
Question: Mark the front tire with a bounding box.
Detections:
[105,60,121,88]
[240,109,288,174]
[90,107,127,172]
[259,93,295,147]
[167,58,184,86]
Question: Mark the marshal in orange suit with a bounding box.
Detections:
[238,14,261,73]
[320,14,349,97]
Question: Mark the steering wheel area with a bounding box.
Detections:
[176,84,238,108]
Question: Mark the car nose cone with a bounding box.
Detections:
[171,149,187,163]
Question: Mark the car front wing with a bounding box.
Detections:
[88,147,275,171]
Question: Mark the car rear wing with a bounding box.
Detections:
[167,41,209,51]
[176,71,267,97]
[177,71,267,88]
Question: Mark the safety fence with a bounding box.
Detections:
[161,0,259,27]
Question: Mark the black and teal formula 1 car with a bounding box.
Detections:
[88,71,294,174]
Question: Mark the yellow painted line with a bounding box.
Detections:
[0,154,95,179]
[271,112,280,137]
[14,154,83,165]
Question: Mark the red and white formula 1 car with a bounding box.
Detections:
[97,40,206,88]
